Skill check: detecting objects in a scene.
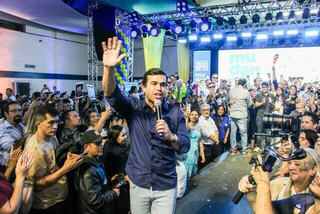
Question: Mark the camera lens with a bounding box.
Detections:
[263,113,291,130]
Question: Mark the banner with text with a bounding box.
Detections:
[193,50,211,82]
[219,47,320,86]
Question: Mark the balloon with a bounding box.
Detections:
[120,64,125,69]
[121,47,125,53]
[118,29,123,33]
[117,76,122,81]
[120,80,125,85]
[114,25,119,30]
[126,53,129,57]
[115,72,119,77]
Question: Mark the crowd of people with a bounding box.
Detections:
[0,37,320,214]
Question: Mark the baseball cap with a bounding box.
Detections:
[81,130,103,146]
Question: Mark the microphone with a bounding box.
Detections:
[154,99,163,137]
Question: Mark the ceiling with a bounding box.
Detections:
[0,0,240,34]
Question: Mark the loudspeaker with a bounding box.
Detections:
[93,5,116,61]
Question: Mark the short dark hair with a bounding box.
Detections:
[6,88,13,93]
[1,101,19,119]
[238,78,247,86]
[300,129,318,149]
[261,81,269,87]
[62,99,71,104]
[142,68,167,86]
[61,110,75,124]
[303,111,319,125]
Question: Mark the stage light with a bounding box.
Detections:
[238,0,251,4]
[302,8,310,19]
[178,37,187,44]
[171,21,184,35]
[130,27,140,38]
[188,34,198,41]
[241,32,252,38]
[199,18,211,32]
[273,30,284,36]
[287,29,298,35]
[252,14,260,24]
[257,34,268,40]
[176,0,189,13]
[310,8,319,14]
[305,30,319,37]
[216,17,224,26]
[141,24,149,33]
[226,35,237,41]
[295,10,303,16]
[228,17,236,26]
[200,36,211,43]
[288,10,295,20]
[283,11,290,17]
[276,12,284,22]
[150,26,160,37]
[240,15,248,24]
[213,33,223,39]
[129,12,139,24]
[265,12,273,22]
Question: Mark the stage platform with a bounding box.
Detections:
[176,151,254,214]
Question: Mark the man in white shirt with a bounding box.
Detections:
[198,104,219,169]
[3,88,16,101]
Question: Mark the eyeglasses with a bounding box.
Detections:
[212,77,218,79]
[209,86,215,89]
[9,109,22,113]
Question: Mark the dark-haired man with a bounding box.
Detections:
[0,102,25,165]
[301,111,318,131]
[24,105,83,213]
[3,88,16,101]
[227,78,253,157]
[102,37,190,214]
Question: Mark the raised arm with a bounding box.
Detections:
[102,37,126,97]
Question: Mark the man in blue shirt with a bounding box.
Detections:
[102,37,190,214]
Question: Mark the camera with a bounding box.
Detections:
[263,111,302,135]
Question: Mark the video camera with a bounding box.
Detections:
[232,111,305,204]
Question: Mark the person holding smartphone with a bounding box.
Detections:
[102,125,130,214]
[74,130,120,214]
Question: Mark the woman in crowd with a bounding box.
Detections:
[284,85,298,115]
[0,152,34,213]
[298,129,318,148]
[102,125,129,214]
[182,109,205,179]
[273,87,287,115]
[211,105,231,154]
[83,108,111,146]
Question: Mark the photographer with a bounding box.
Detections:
[238,148,320,213]
[250,156,320,214]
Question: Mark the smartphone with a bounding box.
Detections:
[186,104,191,112]
[111,173,126,188]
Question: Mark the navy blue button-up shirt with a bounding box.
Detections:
[106,86,190,191]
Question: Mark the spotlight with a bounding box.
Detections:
[141,24,149,33]
[199,18,211,32]
[129,12,139,24]
[213,33,223,39]
[177,0,189,13]
[171,21,184,35]
[130,27,140,38]
[273,30,284,36]
[257,33,268,40]
[200,36,211,43]
[178,37,187,44]
[287,29,298,35]
[305,30,319,37]
[188,34,198,41]
[162,20,172,36]
[226,34,237,41]
[252,14,260,24]
[240,15,248,24]
[189,20,197,29]
[241,32,252,38]
[150,25,160,37]
[310,8,319,14]
[295,10,303,16]
[265,12,273,22]
[238,0,251,4]
[288,10,295,20]
[228,17,236,26]
[302,8,310,19]
[216,17,224,26]
[276,12,284,22]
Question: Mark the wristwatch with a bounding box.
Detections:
[170,134,179,143]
